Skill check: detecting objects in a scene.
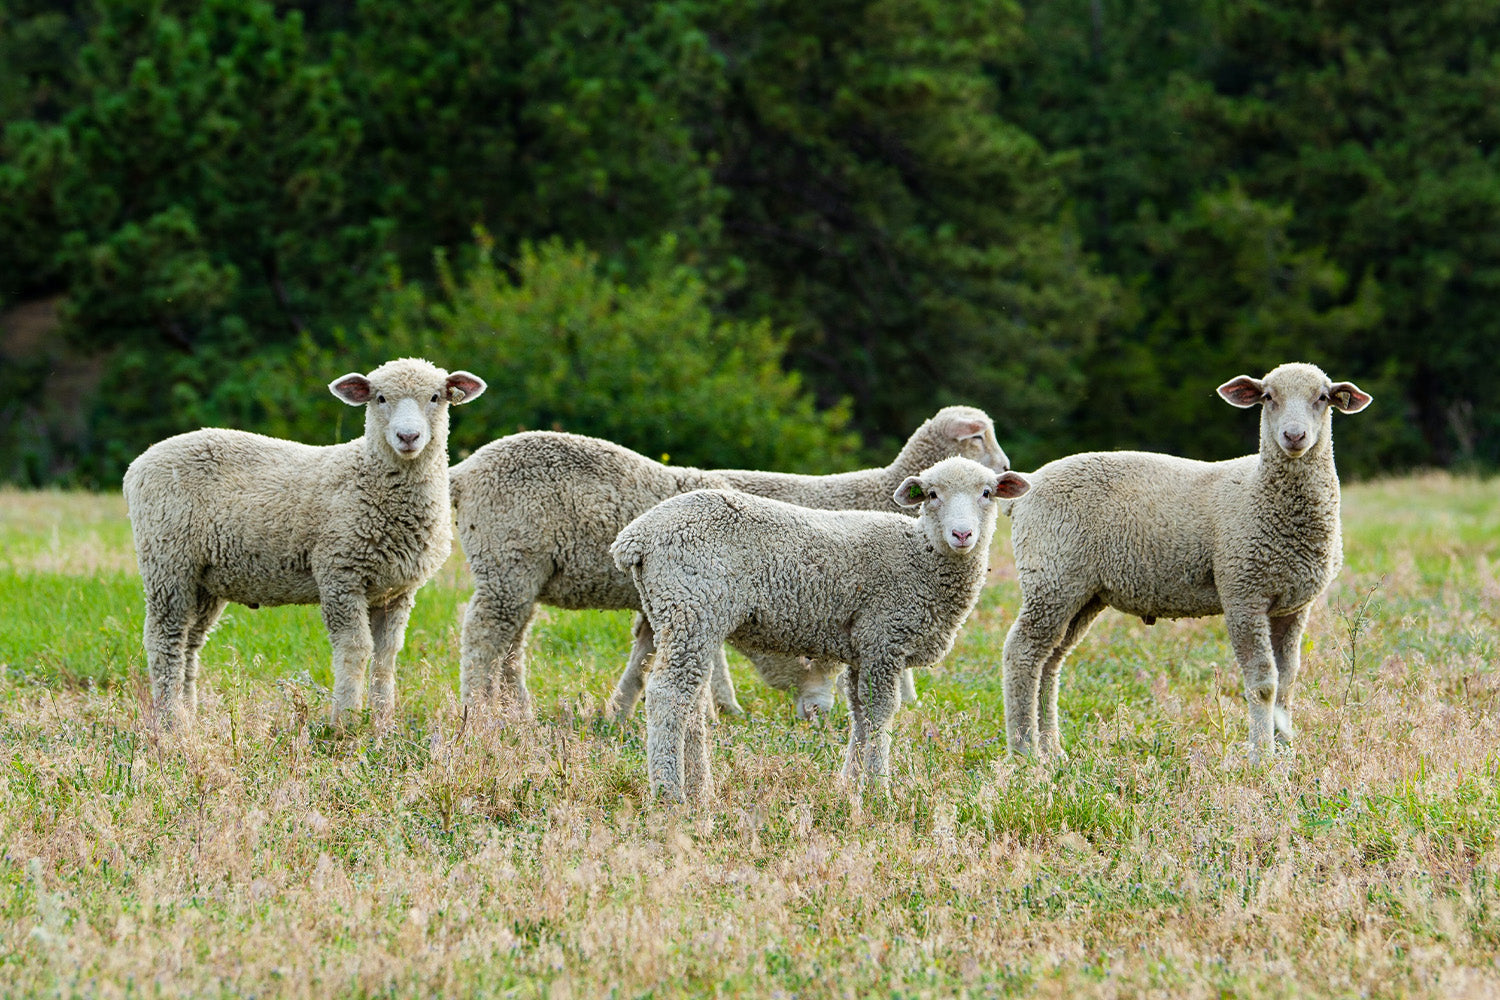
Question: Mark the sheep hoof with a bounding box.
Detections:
[715,698,746,718]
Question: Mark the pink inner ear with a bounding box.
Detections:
[995,472,1030,499]
[333,376,371,403]
[947,419,985,439]
[1217,377,1264,407]
[446,372,485,402]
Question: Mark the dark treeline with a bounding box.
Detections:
[2,0,1497,484]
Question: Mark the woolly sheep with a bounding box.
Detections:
[1000,362,1371,760]
[449,406,1010,720]
[123,358,487,730]
[611,456,1031,802]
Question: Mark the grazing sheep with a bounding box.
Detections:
[1000,362,1371,760]
[449,406,1009,719]
[124,358,486,730]
[611,456,1031,802]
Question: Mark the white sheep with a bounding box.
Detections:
[449,406,1010,720]
[1000,362,1371,760]
[611,456,1031,802]
[123,358,486,729]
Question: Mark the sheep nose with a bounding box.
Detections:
[1281,428,1307,449]
[951,528,973,546]
[397,431,422,447]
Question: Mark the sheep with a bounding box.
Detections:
[610,456,1032,802]
[448,406,1011,720]
[1000,362,1371,761]
[123,358,487,730]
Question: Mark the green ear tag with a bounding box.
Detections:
[907,482,925,501]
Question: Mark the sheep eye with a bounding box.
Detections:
[1318,391,1330,402]
[376,394,386,404]
[431,393,440,402]
[982,488,992,499]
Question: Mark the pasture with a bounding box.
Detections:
[0,476,1497,997]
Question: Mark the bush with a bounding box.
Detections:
[260,234,860,473]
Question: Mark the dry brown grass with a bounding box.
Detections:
[1,477,1498,997]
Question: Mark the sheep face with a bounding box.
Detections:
[935,407,1012,474]
[895,456,1030,553]
[330,359,487,462]
[1217,362,1371,459]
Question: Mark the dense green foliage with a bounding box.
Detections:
[263,236,859,471]
[2,0,1497,483]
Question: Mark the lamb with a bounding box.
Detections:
[123,358,487,730]
[611,456,1032,802]
[1000,362,1371,761]
[448,406,1011,720]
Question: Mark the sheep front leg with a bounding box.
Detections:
[1225,604,1277,759]
[320,587,376,727]
[709,647,745,718]
[369,591,415,721]
[840,666,870,783]
[1269,607,1311,747]
[857,661,904,794]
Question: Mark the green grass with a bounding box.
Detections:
[0,476,1499,997]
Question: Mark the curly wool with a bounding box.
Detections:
[612,456,1028,803]
[1001,361,1371,759]
[449,406,1010,718]
[124,357,485,728]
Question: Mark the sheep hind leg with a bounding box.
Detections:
[1002,594,1086,757]
[369,592,415,721]
[1225,604,1277,760]
[645,628,716,804]
[605,614,656,721]
[682,682,716,804]
[459,579,536,718]
[181,589,227,719]
[1037,597,1105,760]
[141,580,196,731]
[1269,607,1311,747]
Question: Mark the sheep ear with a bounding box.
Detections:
[894,476,926,508]
[445,371,487,405]
[329,373,372,405]
[994,471,1030,499]
[1217,376,1265,408]
[1329,381,1371,413]
[945,416,987,440]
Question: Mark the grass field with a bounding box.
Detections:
[1,476,1498,998]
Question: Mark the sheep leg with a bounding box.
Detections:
[1038,598,1105,759]
[857,662,904,794]
[1002,595,1081,756]
[645,628,715,804]
[320,587,376,726]
[459,578,535,717]
[709,647,745,718]
[1269,607,1311,746]
[141,581,196,730]
[682,682,716,804]
[605,614,656,721]
[840,666,869,784]
[898,668,919,707]
[181,589,227,718]
[368,592,415,721]
[1225,604,1277,759]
